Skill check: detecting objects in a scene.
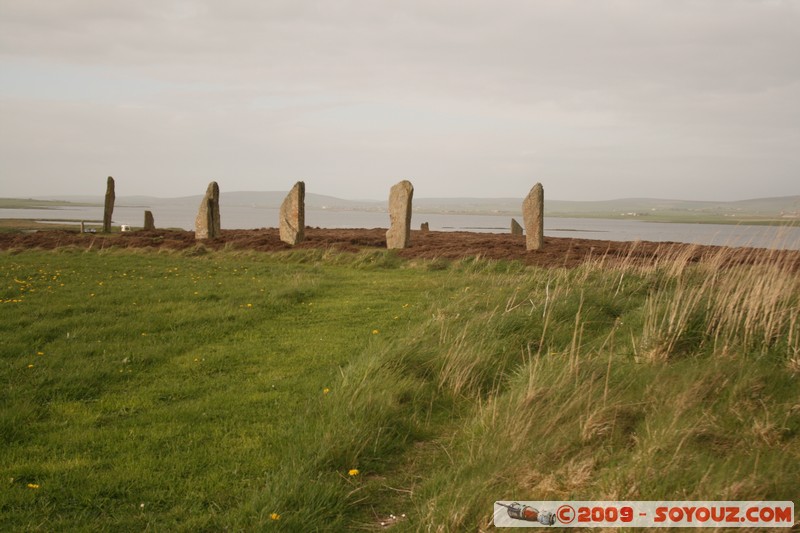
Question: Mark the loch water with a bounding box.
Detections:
[2,204,799,251]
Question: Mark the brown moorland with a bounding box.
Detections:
[2,227,798,271]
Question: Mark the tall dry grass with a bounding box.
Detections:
[364,244,800,530]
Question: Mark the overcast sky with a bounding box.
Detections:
[1,0,798,201]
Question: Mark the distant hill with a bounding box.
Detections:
[32,192,383,210]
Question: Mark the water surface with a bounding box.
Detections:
[2,205,798,250]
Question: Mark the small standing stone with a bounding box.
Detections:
[386,180,414,249]
[80,221,85,233]
[143,210,155,231]
[103,176,115,233]
[420,222,429,232]
[511,218,523,236]
[279,181,305,245]
[522,183,544,250]
[195,181,221,240]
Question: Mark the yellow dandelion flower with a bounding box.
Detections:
[270,513,281,520]
[27,483,40,489]
[372,329,379,335]
[246,303,253,308]
[348,469,360,476]
[37,352,44,356]
[323,388,330,395]
[27,364,34,368]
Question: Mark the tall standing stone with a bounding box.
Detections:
[420,222,429,232]
[103,176,115,233]
[522,183,544,250]
[386,180,414,249]
[511,218,523,236]
[143,210,155,231]
[195,181,221,240]
[279,181,305,245]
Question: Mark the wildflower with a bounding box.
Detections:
[27,483,40,489]
[246,303,253,308]
[37,352,44,356]
[372,329,379,335]
[27,364,34,368]
[348,469,360,477]
[270,513,281,521]
[323,388,330,395]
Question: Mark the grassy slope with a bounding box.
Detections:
[1,246,799,531]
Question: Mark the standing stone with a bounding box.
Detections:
[386,180,414,249]
[80,221,85,233]
[279,181,305,245]
[511,218,523,236]
[522,183,544,250]
[103,176,115,233]
[143,210,155,231]
[420,222,429,232]
[195,181,221,240]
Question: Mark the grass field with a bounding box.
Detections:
[0,199,100,209]
[1,245,798,530]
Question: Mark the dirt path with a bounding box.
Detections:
[1,227,798,270]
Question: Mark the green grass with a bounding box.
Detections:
[1,248,454,530]
[1,246,799,531]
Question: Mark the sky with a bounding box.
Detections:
[1,0,798,202]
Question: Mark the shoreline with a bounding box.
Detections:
[2,210,800,228]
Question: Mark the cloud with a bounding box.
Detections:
[1,0,798,200]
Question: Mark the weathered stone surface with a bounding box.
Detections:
[511,218,523,236]
[195,181,221,240]
[103,176,115,233]
[420,222,429,232]
[386,180,414,249]
[144,210,155,231]
[522,183,544,250]
[279,181,305,245]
